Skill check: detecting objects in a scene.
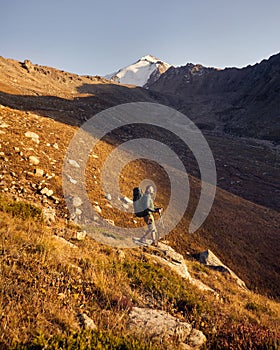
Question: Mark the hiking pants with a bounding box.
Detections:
[144,213,158,242]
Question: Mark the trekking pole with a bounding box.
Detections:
[159,212,165,229]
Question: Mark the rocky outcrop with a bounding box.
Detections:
[197,249,248,290]
[128,307,206,349]
[147,242,216,294]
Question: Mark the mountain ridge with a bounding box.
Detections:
[147,52,280,143]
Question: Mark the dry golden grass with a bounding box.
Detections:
[0,201,279,349]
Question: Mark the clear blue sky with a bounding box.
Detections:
[1,0,279,76]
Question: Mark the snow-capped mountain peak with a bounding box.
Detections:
[105,55,172,87]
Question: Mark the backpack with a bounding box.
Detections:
[133,187,147,217]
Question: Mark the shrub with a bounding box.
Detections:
[11,329,156,350]
[0,195,42,221]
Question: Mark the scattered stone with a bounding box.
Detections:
[25,131,39,143]
[68,159,80,168]
[35,168,44,177]
[197,249,248,290]
[0,122,9,128]
[76,231,87,241]
[93,215,99,221]
[40,187,54,197]
[52,143,59,149]
[128,307,206,349]
[66,174,77,184]
[78,313,97,330]
[42,207,56,224]
[105,193,112,201]
[93,205,102,214]
[72,196,82,207]
[29,155,40,165]
[75,208,82,216]
[14,147,20,152]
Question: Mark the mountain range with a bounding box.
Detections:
[106,53,280,143]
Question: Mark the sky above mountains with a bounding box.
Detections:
[1,0,280,76]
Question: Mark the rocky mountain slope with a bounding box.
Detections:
[0,56,279,349]
[147,53,280,143]
[105,55,172,87]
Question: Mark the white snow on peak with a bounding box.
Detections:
[105,55,172,87]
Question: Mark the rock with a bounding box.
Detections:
[105,193,112,200]
[188,329,207,349]
[93,205,102,214]
[78,313,97,330]
[76,231,87,241]
[68,159,80,168]
[42,207,56,224]
[93,215,99,221]
[75,208,82,216]
[35,168,44,177]
[22,59,34,73]
[147,243,215,294]
[128,307,206,349]
[0,122,9,128]
[157,242,185,264]
[25,131,39,143]
[66,174,77,184]
[40,187,54,197]
[72,196,83,207]
[29,156,40,165]
[52,143,59,149]
[197,249,248,290]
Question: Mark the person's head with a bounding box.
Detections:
[145,185,154,195]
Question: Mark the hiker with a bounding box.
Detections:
[142,185,162,246]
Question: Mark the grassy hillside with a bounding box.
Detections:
[0,197,279,349]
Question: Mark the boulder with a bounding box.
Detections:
[128,307,206,349]
[198,249,248,290]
